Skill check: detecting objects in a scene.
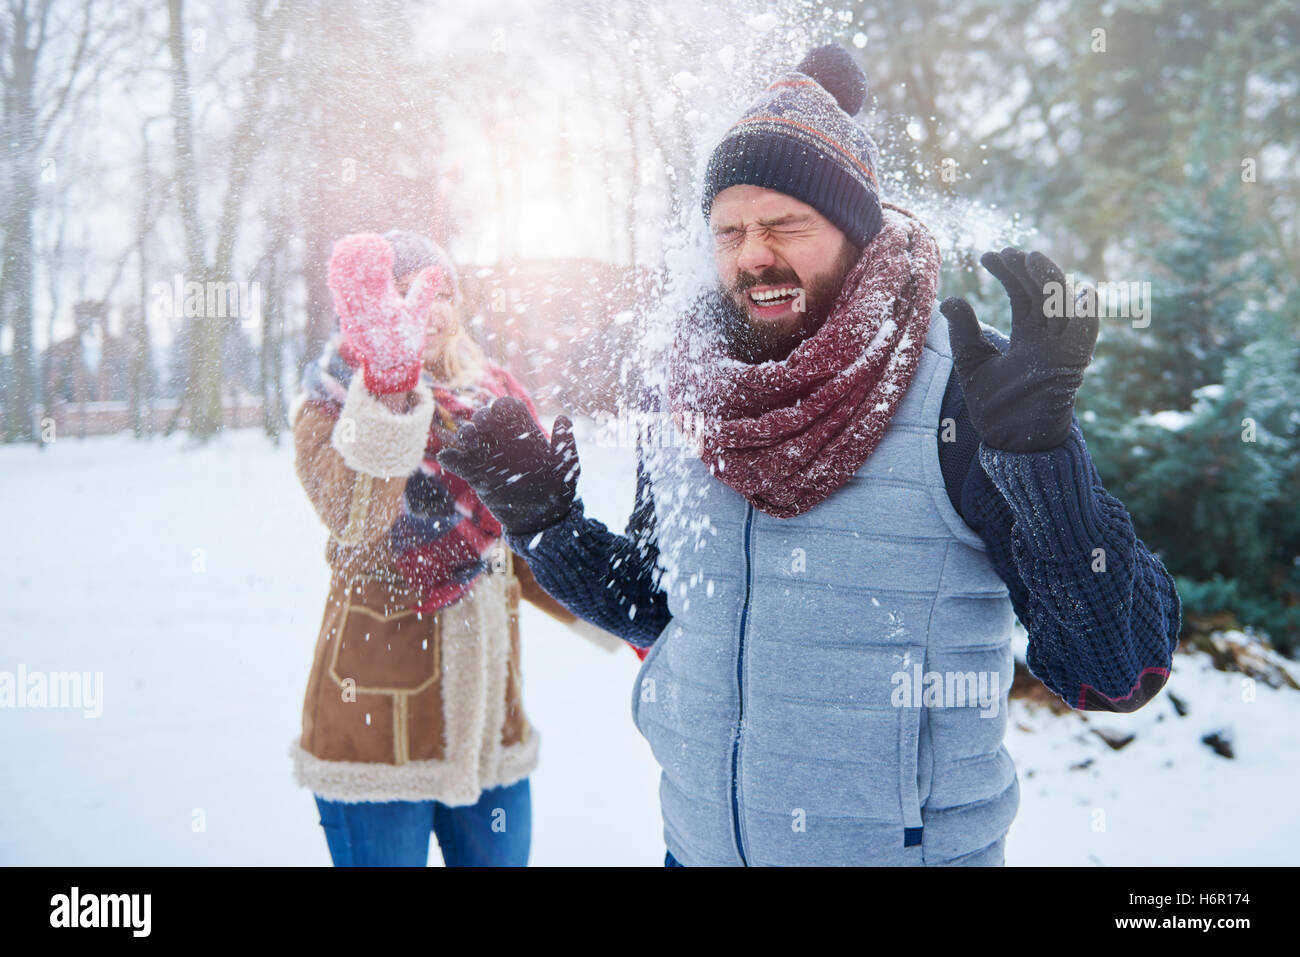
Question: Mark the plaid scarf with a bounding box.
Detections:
[302,335,542,613]
[667,202,940,518]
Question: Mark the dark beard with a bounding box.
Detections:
[712,291,790,364]
[715,244,860,364]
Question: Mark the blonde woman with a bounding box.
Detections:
[289,229,586,866]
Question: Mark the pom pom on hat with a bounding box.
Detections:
[795,44,868,115]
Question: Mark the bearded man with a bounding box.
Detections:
[437,45,1181,866]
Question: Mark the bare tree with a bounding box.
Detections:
[0,0,116,442]
[166,0,286,440]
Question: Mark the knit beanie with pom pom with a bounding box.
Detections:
[701,44,883,248]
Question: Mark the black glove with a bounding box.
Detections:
[435,396,580,536]
[939,247,1099,453]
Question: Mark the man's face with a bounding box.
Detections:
[709,185,859,363]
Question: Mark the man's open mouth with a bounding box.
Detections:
[745,285,802,315]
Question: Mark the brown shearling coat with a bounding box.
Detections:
[289,373,585,806]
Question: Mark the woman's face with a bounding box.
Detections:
[395,269,457,364]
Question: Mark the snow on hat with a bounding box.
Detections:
[383,229,461,301]
[701,44,883,248]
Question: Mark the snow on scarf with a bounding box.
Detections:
[302,335,544,613]
[667,202,940,518]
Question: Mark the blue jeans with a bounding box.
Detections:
[314,779,531,867]
[665,849,682,867]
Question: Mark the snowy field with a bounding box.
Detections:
[1,422,1297,866]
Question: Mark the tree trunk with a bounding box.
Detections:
[259,241,285,444]
[167,0,221,439]
[1,172,37,442]
[1,12,39,443]
[132,210,154,438]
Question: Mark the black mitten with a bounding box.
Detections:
[436,397,579,535]
[939,248,1099,453]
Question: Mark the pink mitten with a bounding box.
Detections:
[327,233,445,394]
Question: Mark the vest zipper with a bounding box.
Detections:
[731,502,755,866]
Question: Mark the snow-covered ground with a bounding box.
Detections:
[1,422,1297,866]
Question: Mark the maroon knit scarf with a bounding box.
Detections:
[667,202,940,518]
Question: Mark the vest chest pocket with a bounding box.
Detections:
[328,574,440,694]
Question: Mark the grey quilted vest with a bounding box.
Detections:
[633,307,1020,866]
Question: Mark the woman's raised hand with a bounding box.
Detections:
[328,232,444,395]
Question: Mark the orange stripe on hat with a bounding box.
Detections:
[765,78,822,93]
[727,113,880,189]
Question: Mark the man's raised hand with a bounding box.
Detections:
[939,248,1099,453]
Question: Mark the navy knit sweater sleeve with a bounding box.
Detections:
[965,425,1181,710]
[939,333,1182,712]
